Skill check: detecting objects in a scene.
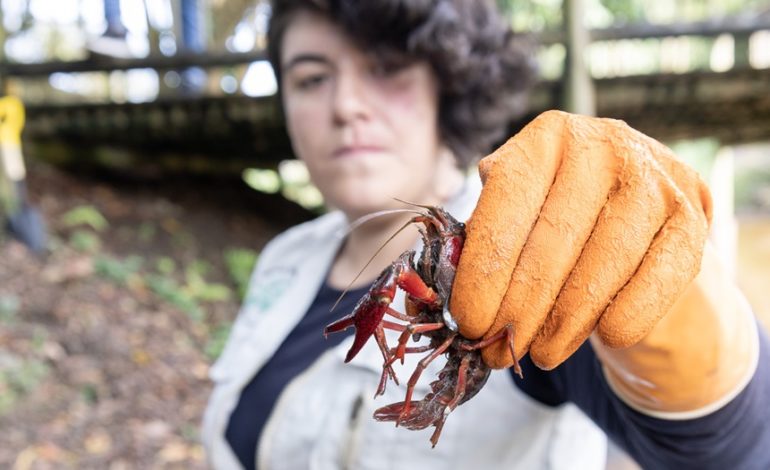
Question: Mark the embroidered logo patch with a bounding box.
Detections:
[243,266,297,315]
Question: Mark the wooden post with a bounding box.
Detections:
[563,0,596,116]
[734,33,750,68]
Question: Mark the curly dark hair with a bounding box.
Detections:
[267,0,538,168]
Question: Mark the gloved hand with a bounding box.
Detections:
[450,110,760,413]
[449,110,713,370]
[590,243,758,414]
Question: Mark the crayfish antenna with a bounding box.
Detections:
[330,214,424,313]
[392,197,435,211]
[342,208,424,237]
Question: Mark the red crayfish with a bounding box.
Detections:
[324,204,522,447]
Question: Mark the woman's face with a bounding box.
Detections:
[279,11,451,219]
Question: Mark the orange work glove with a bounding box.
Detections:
[450,110,759,413]
[589,243,758,414]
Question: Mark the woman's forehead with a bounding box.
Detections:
[280,11,352,66]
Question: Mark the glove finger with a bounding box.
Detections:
[643,134,714,225]
[529,156,670,370]
[597,195,709,348]
[450,110,570,339]
[479,121,619,369]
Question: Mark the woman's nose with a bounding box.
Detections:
[331,69,370,125]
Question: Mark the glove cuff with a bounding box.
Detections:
[592,245,760,419]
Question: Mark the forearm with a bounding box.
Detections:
[591,243,759,416]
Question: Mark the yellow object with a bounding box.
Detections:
[0,95,25,146]
[0,95,27,182]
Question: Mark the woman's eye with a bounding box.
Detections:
[368,52,411,79]
[370,62,403,78]
[295,74,327,90]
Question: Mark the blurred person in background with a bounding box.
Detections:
[202,1,770,469]
[87,0,132,58]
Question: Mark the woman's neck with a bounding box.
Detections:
[326,211,421,290]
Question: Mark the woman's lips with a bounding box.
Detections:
[333,145,385,158]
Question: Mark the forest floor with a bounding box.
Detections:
[0,160,291,469]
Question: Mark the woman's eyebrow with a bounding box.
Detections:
[282,53,329,72]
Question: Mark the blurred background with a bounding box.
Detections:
[0,0,768,468]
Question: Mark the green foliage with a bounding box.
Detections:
[31,328,48,352]
[224,248,259,299]
[599,0,645,22]
[156,256,177,275]
[735,168,770,211]
[180,423,200,442]
[500,0,770,31]
[94,255,144,285]
[0,295,20,324]
[184,264,232,303]
[0,358,49,415]
[93,251,237,326]
[69,229,101,253]
[170,228,196,250]
[80,383,99,404]
[243,168,281,194]
[205,323,232,360]
[137,222,156,242]
[504,0,563,32]
[145,259,233,322]
[62,205,110,252]
[243,163,326,212]
[146,274,204,322]
[60,205,109,232]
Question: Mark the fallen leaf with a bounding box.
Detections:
[84,430,112,455]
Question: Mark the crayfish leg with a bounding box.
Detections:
[373,326,399,396]
[395,322,444,364]
[386,307,413,321]
[446,354,471,411]
[397,333,456,426]
[429,416,448,448]
[461,323,522,378]
[429,354,472,447]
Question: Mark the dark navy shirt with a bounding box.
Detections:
[227,282,770,470]
[225,283,366,470]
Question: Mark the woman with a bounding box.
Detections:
[203,1,770,469]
